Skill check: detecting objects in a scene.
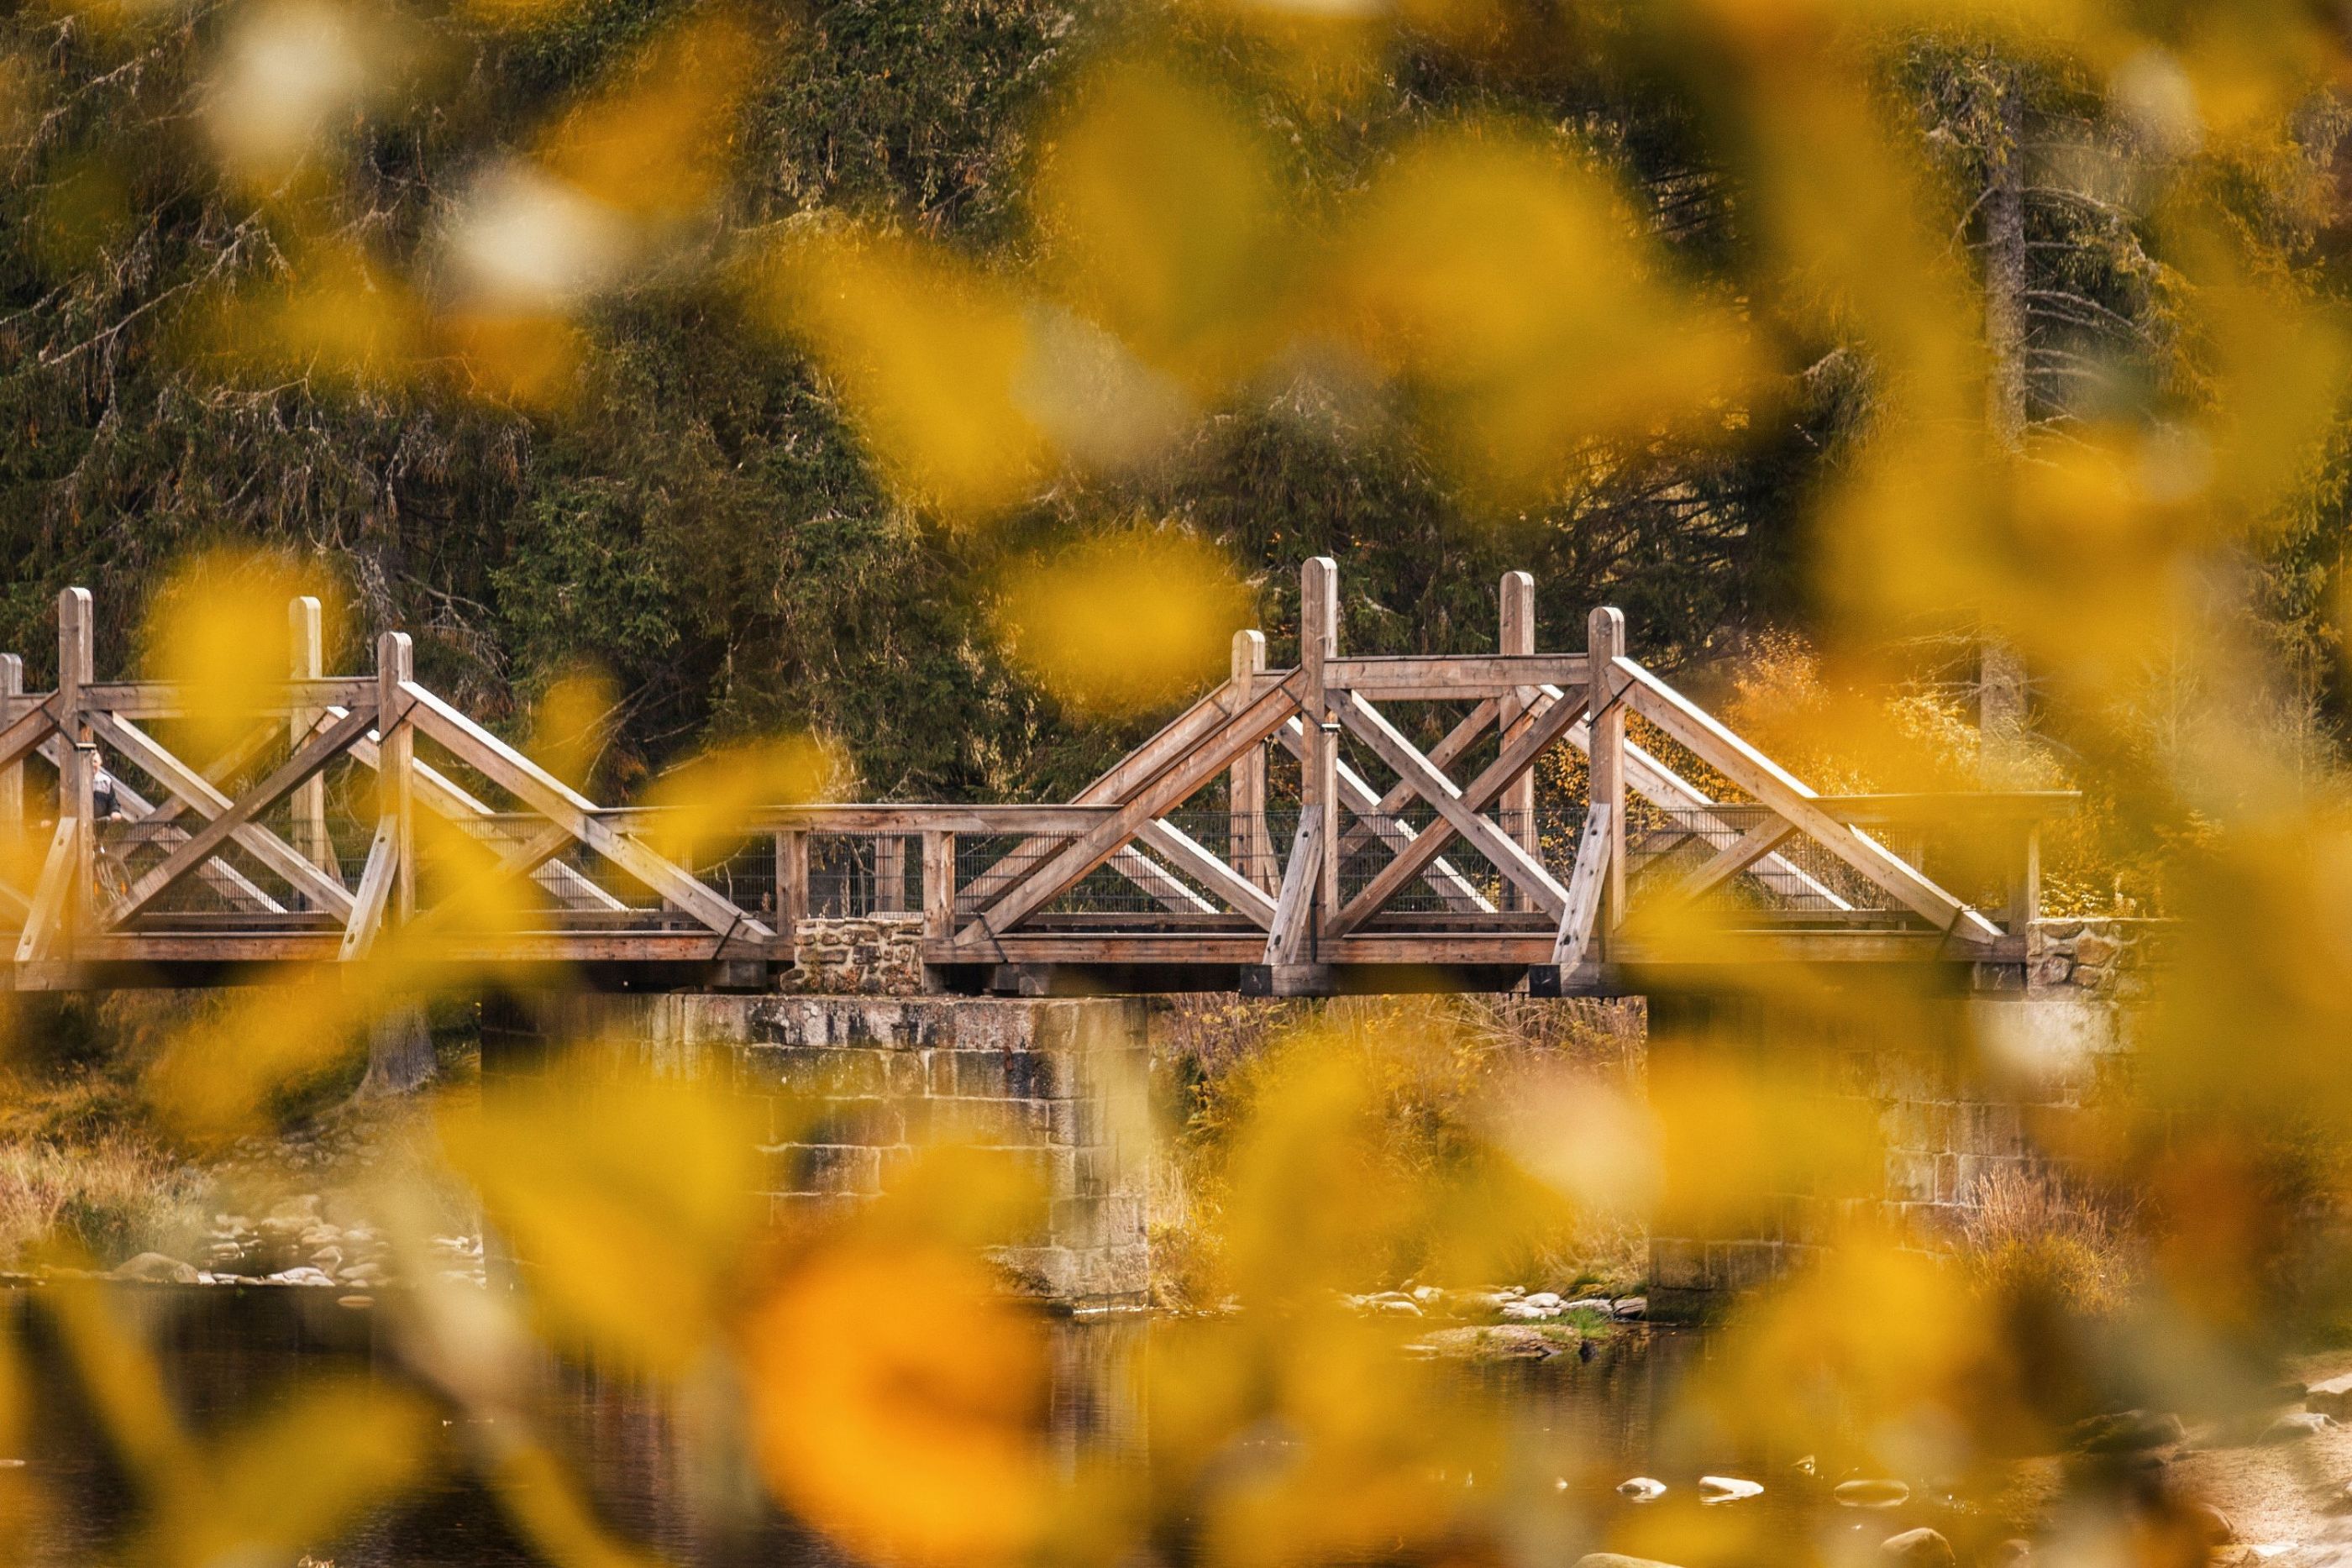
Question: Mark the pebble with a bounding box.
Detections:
[1880,1527,1955,1566]
[2070,1409,2185,1453]
[265,1266,338,1287]
[1698,1475,1762,1503]
[2260,1411,2335,1445]
[1835,1479,1911,1509]
[1522,1292,1564,1310]
[336,1295,373,1309]
[1617,1476,1667,1501]
[110,1252,199,1285]
[1611,1296,1647,1319]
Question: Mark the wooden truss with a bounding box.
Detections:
[0,565,2066,994]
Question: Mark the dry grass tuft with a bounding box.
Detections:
[0,1135,208,1268]
[1958,1162,2136,1317]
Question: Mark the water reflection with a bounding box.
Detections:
[11,1287,1937,1566]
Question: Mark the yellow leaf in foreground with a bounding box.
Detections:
[143,550,333,760]
[993,530,1252,716]
[742,1235,1050,1567]
[438,1067,763,1373]
[751,228,1048,518]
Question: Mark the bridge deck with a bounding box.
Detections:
[0,563,2067,996]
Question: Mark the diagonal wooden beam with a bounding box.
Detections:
[1552,803,1612,969]
[1333,691,1568,917]
[1135,819,1276,930]
[0,700,58,777]
[1110,846,1218,915]
[1671,815,1798,904]
[328,710,628,914]
[1329,686,1590,934]
[86,713,354,918]
[106,705,378,926]
[339,818,397,962]
[1278,715,1494,915]
[39,737,283,915]
[960,674,1305,945]
[402,684,773,943]
[1614,658,2001,941]
[14,816,78,964]
[1262,813,1322,966]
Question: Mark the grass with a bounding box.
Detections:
[1147,994,1650,1309]
[0,1129,208,1269]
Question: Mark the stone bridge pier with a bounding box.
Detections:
[1643,918,2153,1318]
[480,992,1154,1308]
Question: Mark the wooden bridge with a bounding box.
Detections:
[0,560,2065,996]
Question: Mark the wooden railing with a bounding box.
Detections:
[0,563,2071,994]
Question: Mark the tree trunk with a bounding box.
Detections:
[356,1004,436,1098]
[1980,63,2031,786]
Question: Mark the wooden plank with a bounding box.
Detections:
[1301,557,1339,930]
[1278,716,1494,915]
[1228,631,1273,894]
[85,712,355,918]
[1499,572,1537,911]
[1110,846,1217,915]
[1551,803,1612,968]
[379,633,416,922]
[1327,685,1590,934]
[333,714,628,913]
[1671,815,1798,903]
[339,818,397,962]
[922,829,954,943]
[1136,819,1277,930]
[46,738,285,915]
[1587,607,1626,928]
[402,683,774,941]
[1333,690,1569,916]
[289,597,339,881]
[0,700,58,778]
[1614,658,2003,941]
[57,590,93,928]
[105,705,379,925]
[777,829,807,948]
[1261,654,1591,700]
[76,678,376,720]
[0,655,19,850]
[1261,812,1322,966]
[13,816,77,963]
[958,672,1305,944]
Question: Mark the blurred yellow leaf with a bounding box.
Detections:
[538,10,760,223]
[1034,60,1289,388]
[151,1378,436,1568]
[528,664,619,790]
[143,549,331,763]
[751,226,1049,517]
[202,0,405,184]
[992,529,1252,716]
[1331,124,1759,505]
[636,733,838,865]
[199,238,427,389]
[742,1234,1051,1567]
[438,1065,763,1373]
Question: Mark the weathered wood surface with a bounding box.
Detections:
[0,568,2065,993]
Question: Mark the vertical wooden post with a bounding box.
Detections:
[376,631,414,922]
[0,653,21,851]
[1499,571,1536,910]
[289,596,337,884]
[2006,821,2041,936]
[922,829,954,942]
[58,589,94,931]
[1300,558,1339,941]
[776,828,808,959]
[1587,606,1626,931]
[874,836,906,914]
[1228,629,1273,894]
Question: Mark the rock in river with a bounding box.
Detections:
[1698,1476,1762,1503]
[2069,1409,2185,1454]
[1616,1477,1667,1502]
[111,1252,199,1285]
[2259,1410,2336,1444]
[1835,1478,1911,1509]
[1880,1527,1956,1567]
[1574,1557,1687,1568]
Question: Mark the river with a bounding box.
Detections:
[7,1286,1968,1566]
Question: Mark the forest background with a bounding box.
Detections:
[9,0,2337,840]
